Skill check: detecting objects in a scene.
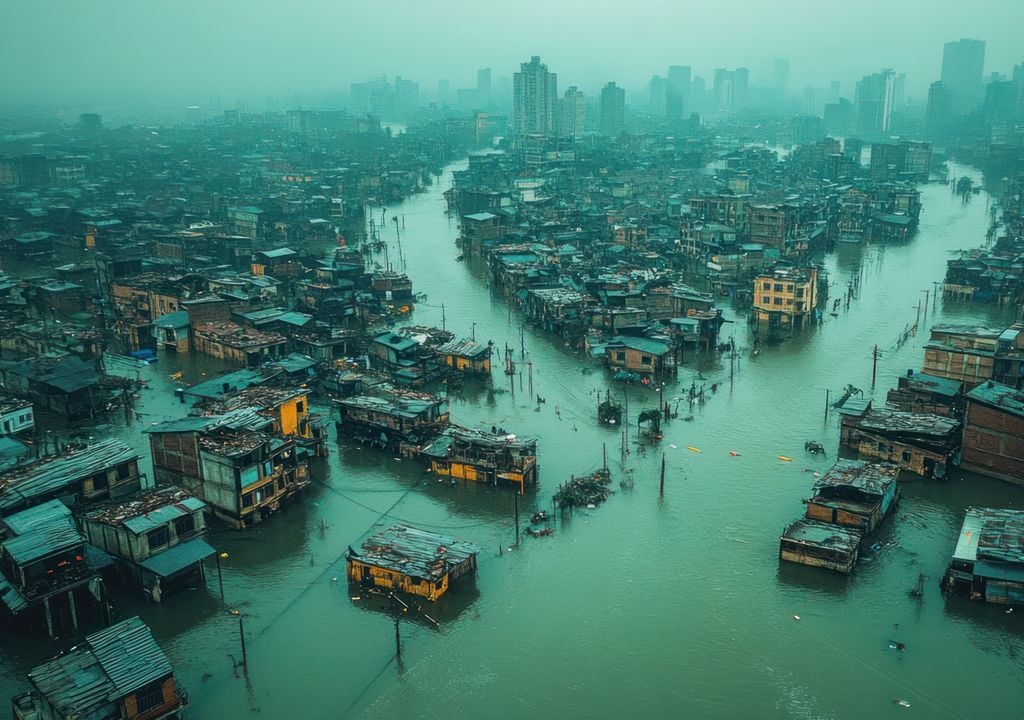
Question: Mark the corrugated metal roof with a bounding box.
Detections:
[3,500,83,564]
[813,459,899,497]
[350,525,479,580]
[139,537,215,577]
[0,572,28,613]
[29,616,174,714]
[436,339,490,358]
[966,381,1024,419]
[781,518,863,552]
[0,439,138,512]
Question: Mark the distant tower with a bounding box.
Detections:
[667,65,691,118]
[773,58,790,100]
[557,86,586,139]
[599,82,625,135]
[855,68,898,134]
[513,56,557,136]
[477,68,492,107]
[941,39,986,113]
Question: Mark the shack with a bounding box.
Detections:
[80,487,213,602]
[436,338,492,374]
[418,425,538,492]
[0,439,141,514]
[336,391,449,448]
[804,459,900,532]
[838,400,961,477]
[779,518,864,574]
[942,507,1024,605]
[0,500,99,637]
[885,369,963,416]
[346,524,479,601]
[12,616,187,720]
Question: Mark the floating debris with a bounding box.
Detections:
[553,468,613,510]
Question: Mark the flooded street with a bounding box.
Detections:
[3,159,1022,719]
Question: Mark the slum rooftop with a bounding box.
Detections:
[0,394,33,415]
[856,409,961,437]
[966,381,1024,419]
[1,499,82,565]
[80,486,205,533]
[26,616,173,717]
[0,439,138,512]
[953,507,1024,565]
[813,459,900,496]
[352,525,479,580]
[781,518,863,553]
[435,338,490,358]
[202,385,307,414]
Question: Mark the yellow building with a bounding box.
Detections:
[346,525,479,601]
[436,339,491,373]
[420,426,538,493]
[201,386,328,456]
[752,265,819,329]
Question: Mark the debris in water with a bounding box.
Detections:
[778,456,793,462]
[793,615,801,621]
[553,468,613,509]
[729,451,740,456]
[894,699,911,708]
[687,446,701,453]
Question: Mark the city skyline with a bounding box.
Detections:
[1,0,1022,107]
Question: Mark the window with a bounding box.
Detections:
[763,282,771,290]
[773,298,782,305]
[242,493,254,508]
[134,680,165,713]
[296,401,305,413]
[902,451,912,462]
[615,351,626,362]
[796,288,805,298]
[640,355,652,366]
[877,442,886,452]
[786,299,793,305]
[774,283,783,292]
[786,285,794,292]
[173,514,195,537]
[147,526,170,550]
[762,296,770,304]
[117,464,132,480]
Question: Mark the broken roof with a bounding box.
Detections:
[350,525,479,580]
[813,459,899,497]
[781,518,863,553]
[81,486,205,534]
[953,507,1024,565]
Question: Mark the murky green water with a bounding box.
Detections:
[3,161,1022,719]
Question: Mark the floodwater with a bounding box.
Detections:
[3,160,1023,719]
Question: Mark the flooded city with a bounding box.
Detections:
[2,6,1024,719]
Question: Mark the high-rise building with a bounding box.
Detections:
[599,82,625,135]
[437,79,452,106]
[557,86,586,139]
[713,69,734,111]
[855,69,899,134]
[926,81,954,139]
[648,76,668,116]
[774,58,790,99]
[941,39,986,113]
[667,65,691,118]
[477,68,492,107]
[513,56,557,136]
[690,77,707,115]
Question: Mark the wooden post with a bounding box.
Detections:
[824,389,830,420]
[603,443,607,471]
[238,615,248,668]
[394,616,402,665]
[68,589,78,634]
[44,596,54,638]
[215,552,225,601]
[659,454,666,498]
[514,490,520,545]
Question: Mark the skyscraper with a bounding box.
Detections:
[599,81,625,135]
[648,75,668,116]
[940,39,986,113]
[855,69,899,134]
[558,86,586,139]
[513,56,557,136]
[667,65,691,118]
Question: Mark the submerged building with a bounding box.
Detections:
[943,507,1024,605]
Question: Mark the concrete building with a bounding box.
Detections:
[599,82,625,136]
[855,69,900,134]
[513,56,557,136]
[557,86,586,140]
[752,265,819,329]
[941,38,986,113]
[960,381,1024,486]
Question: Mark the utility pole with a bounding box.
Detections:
[527,361,533,396]
[659,453,666,498]
[237,614,248,669]
[394,616,402,666]
[824,389,830,421]
[872,344,880,388]
[441,303,446,331]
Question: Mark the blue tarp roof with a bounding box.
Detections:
[138,538,215,577]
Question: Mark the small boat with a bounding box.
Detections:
[527,526,554,538]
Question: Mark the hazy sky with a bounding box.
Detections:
[2,0,1022,107]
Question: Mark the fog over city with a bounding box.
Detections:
[2,0,1022,108]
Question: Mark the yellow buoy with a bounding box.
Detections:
[687,446,701,453]
[778,456,792,462]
